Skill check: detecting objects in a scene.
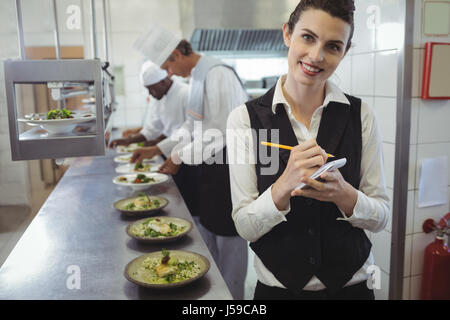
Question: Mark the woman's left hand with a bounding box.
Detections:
[290,169,358,217]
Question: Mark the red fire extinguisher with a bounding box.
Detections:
[420,212,450,300]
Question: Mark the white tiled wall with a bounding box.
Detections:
[332,55,352,94]
[373,97,396,143]
[0,1,29,206]
[351,53,375,96]
[374,50,398,97]
[403,0,450,300]
[417,100,450,144]
[410,275,423,300]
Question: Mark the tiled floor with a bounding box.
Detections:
[0,185,54,268]
[0,205,33,267]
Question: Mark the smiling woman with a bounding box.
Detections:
[226,0,390,300]
[282,3,354,108]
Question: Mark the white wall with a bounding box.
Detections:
[104,0,183,128]
[0,1,30,206]
[405,0,450,300]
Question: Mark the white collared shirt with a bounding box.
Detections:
[226,75,390,291]
[158,65,248,160]
[140,79,188,142]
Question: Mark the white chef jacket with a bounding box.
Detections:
[140,79,188,142]
[157,64,248,161]
[226,75,390,291]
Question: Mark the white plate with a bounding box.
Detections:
[18,112,96,134]
[82,98,96,104]
[115,163,161,174]
[116,143,144,154]
[113,154,156,164]
[113,173,168,191]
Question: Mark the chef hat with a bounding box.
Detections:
[139,60,168,87]
[133,23,182,67]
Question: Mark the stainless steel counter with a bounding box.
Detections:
[0,151,232,300]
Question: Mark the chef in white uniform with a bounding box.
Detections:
[109,61,188,148]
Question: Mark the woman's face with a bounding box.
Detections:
[283,9,351,87]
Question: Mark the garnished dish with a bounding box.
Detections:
[115,162,161,174]
[18,109,96,134]
[126,216,192,243]
[112,173,168,191]
[116,143,145,154]
[113,194,168,217]
[46,108,74,119]
[124,250,210,288]
[113,154,155,164]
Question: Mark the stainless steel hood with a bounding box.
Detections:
[180,0,297,55]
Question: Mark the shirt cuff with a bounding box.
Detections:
[336,190,365,221]
[140,128,157,142]
[156,138,178,158]
[251,185,291,226]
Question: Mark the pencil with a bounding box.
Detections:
[261,141,335,158]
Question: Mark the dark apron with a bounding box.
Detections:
[196,147,238,237]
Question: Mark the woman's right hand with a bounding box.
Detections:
[271,139,328,211]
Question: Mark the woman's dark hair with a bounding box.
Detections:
[287,0,355,52]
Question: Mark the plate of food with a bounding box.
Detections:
[113,154,155,164]
[113,194,168,216]
[126,216,192,243]
[124,249,210,289]
[116,143,145,154]
[112,173,168,191]
[115,162,162,174]
[18,109,96,134]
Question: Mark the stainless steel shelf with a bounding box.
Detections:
[4,59,109,160]
[19,126,97,141]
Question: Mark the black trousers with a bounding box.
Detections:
[254,280,375,300]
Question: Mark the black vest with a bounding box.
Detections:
[246,86,372,294]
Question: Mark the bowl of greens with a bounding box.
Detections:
[113,194,168,217]
[126,216,192,243]
[115,162,162,174]
[18,109,95,134]
[124,249,210,289]
[112,173,168,191]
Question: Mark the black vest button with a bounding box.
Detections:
[309,257,316,265]
[308,228,315,236]
[305,199,313,205]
